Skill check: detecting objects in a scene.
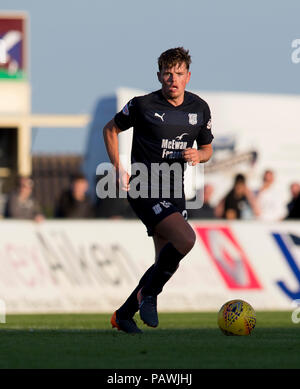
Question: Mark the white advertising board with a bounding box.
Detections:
[0,220,299,314]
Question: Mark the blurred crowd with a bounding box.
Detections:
[2,169,300,222]
[188,170,300,221]
[2,173,135,222]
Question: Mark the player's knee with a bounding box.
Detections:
[179,230,196,255]
[186,231,196,252]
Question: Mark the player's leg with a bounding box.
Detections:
[112,197,193,332]
[142,212,196,296]
[137,212,196,327]
[154,212,196,255]
[113,235,166,319]
[153,233,169,262]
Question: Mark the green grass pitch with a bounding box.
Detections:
[0,311,299,369]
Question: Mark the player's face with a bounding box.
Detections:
[158,62,191,103]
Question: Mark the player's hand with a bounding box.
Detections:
[182,148,201,166]
[116,167,130,191]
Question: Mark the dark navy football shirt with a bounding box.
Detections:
[114,89,213,198]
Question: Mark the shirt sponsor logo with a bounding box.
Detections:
[161,137,187,159]
[161,139,187,150]
[175,133,188,140]
[206,119,212,129]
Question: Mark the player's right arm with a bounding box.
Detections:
[103,98,137,191]
[103,119,130,191]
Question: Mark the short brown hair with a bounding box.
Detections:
[158,47,191,72]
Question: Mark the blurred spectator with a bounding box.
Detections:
[287,182,300,215]
[255,170,286,221]
[286,194,300,219]
[4,176,44,222]
[286,183,300,219]
[215,174,259,220]
[188,184,216,219]
[55,173,95,218]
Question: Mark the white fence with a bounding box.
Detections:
[0,220,299,313]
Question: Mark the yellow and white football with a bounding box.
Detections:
[218,299,256,336]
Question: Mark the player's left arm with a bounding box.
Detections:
[182,144,213,166]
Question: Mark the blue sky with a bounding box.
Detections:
[1,0,299,153]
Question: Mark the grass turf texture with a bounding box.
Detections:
[0,312,299,369]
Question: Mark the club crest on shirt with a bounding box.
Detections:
[188,113,197,125]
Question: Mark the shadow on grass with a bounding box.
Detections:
[0,327,299,369]
[0,326,298,335]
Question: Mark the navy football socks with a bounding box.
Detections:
[117,264,155,319]
[142,242,184,296]
[117,242,184,319]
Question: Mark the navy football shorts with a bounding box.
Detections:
[127,194,188,236]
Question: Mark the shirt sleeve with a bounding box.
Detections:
[114,97,137,131]
[196,103,214,148]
